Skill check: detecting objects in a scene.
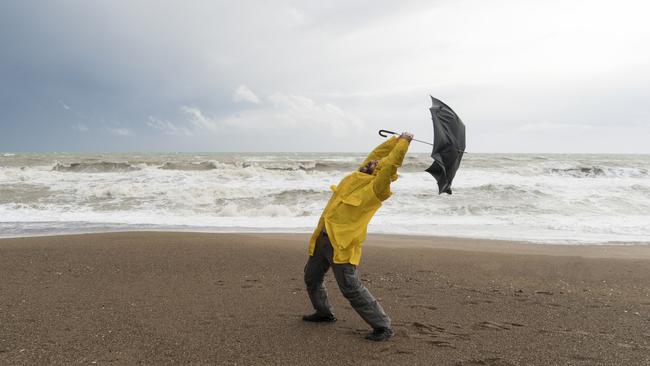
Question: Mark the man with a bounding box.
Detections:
[303,132,413,341]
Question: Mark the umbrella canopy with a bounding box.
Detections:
[425,96,466,194]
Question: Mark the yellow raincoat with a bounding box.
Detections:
[308,136,410,265]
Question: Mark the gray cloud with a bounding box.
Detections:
[146,116,193,136]
[232,85,261,104]
[1,0,649,153]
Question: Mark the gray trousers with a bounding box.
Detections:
[304,231,391,329]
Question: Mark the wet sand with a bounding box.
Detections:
[1,232,649,365]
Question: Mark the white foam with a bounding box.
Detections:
[0,153,649,243]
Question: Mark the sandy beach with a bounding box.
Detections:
[1,232,649,365]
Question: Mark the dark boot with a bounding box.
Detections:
[302,312,337,323]
[365,327,394,341]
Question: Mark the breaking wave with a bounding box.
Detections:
[159,161,220,171]
[547,166,648,178]
[52,161,140,173]
[1,152,649,243]
[262,163,316,171]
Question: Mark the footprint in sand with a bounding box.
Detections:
[398,321,470,346]
[427,339,456,348]
[505,322,525,327]
[409,304,437,311]
[455,357,516,366]
[412,321,446,333]
[535,291,554,295]
[241,278,264,288]
[334,325,367,335]
[461,299,494,305]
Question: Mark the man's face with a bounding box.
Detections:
[359,160,379,174]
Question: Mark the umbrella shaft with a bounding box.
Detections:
[411,138,433,146]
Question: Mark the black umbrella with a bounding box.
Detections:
[378,96,466,195]
[425,96,466,194]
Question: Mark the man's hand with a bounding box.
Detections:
[398,131,414,142]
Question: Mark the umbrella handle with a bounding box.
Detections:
[378,129,398,137]
[378,129,434,146]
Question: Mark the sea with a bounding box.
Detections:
[1,152,649,244]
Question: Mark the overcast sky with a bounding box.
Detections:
[1,0,649,153]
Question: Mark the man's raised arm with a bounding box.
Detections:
[373,133,412,201]
[358,136,399,171]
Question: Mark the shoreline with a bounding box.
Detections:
[2,230,650,259]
